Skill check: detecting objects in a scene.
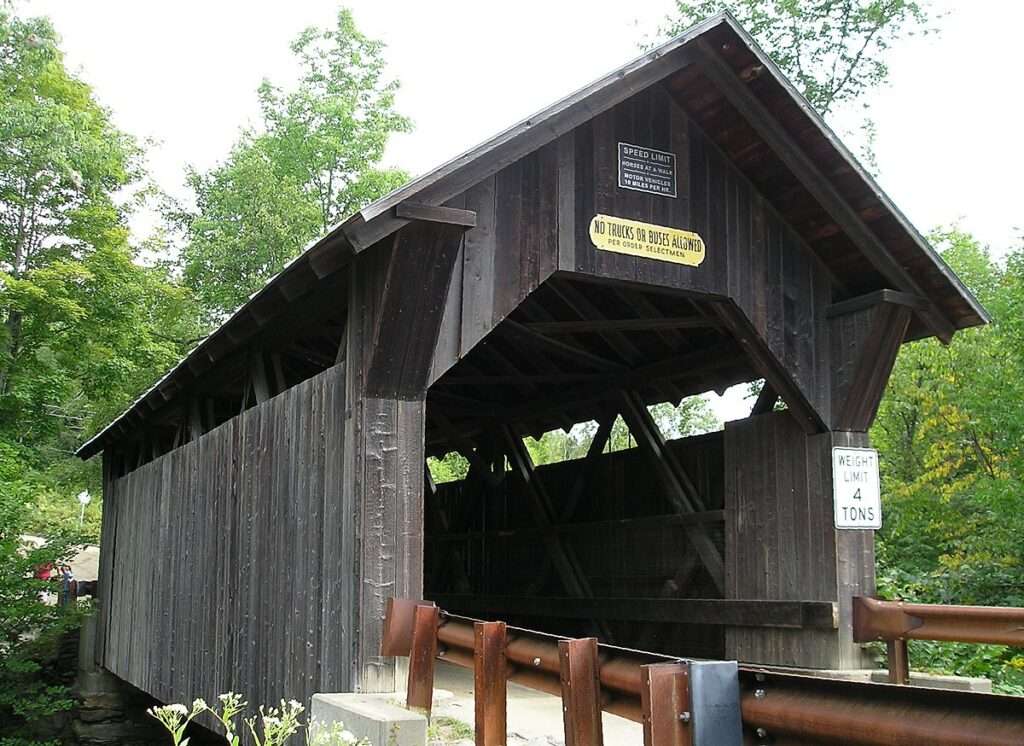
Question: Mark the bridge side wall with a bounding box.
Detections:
[96,363,353,710]
[724,412,875,668]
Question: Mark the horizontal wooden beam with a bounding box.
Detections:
[395,201,477,228]
[436,373,605,386]
[429,594,837,630]
[826,289,927,319]
[427,510,725,543]
[524,317,718,334]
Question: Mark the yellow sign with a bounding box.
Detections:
[588,214,706,267]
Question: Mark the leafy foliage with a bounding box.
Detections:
[0,9,203,539]
[873,229,1024,691]
[0,483,85,737]
[175,8,411,320]
[658,0,938,114]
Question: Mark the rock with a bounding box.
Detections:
[74,718,166,745]
[76,670,122,696]
[77,707,124,723]
[80,692,125,711]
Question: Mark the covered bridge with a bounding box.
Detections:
[77,12,986,715]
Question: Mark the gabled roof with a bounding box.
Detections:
[77,11,986,460]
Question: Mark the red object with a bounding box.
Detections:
[34,562,54,580]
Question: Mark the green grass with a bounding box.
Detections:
[427,715,474,743]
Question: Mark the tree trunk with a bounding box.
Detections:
[0,309,23,396]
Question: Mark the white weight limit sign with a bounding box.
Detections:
[832,447,881,529]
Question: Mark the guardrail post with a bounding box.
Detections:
[887,638,910,685]
[559,637,604,746]
[407,604,440,715]
[474,621,507,746]
[640,662,691,746]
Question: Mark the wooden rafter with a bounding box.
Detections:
[693,39,956,344]
[500,320,625,373]
[546,280,643,366]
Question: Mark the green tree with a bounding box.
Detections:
[0,9,203,536]
[872,229,1024,692]
[0,10,139,393]
[658,0,937,116]
[177,8,411,319]
[0,459,85,740]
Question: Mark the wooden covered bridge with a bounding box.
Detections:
[78,12,986,721]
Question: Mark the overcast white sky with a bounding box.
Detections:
[21,0,1024,422]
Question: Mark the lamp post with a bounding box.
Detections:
[77,490,91,528]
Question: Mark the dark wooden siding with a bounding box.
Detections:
[724,412,874,667]
[97,363,351,709]
[560,86,832,421]
[427,85,833,424]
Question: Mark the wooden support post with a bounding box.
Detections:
[407,604,440,715]
[830,303,913,431]
[558,637,604,746]
[187,398,204,441]
[251,351,271,403]
[474,621,507,746]
[270,352,287,392]
[888,638,910,685]
[640,663,691,746]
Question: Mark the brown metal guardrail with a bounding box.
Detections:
[853,596,1024,685]
[381,597,1024,746]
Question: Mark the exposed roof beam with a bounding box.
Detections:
[545,280,644,366]
[694,39,956,344]
[395,201,477,228]
[499,320,626,373]
[827,289,927,319]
